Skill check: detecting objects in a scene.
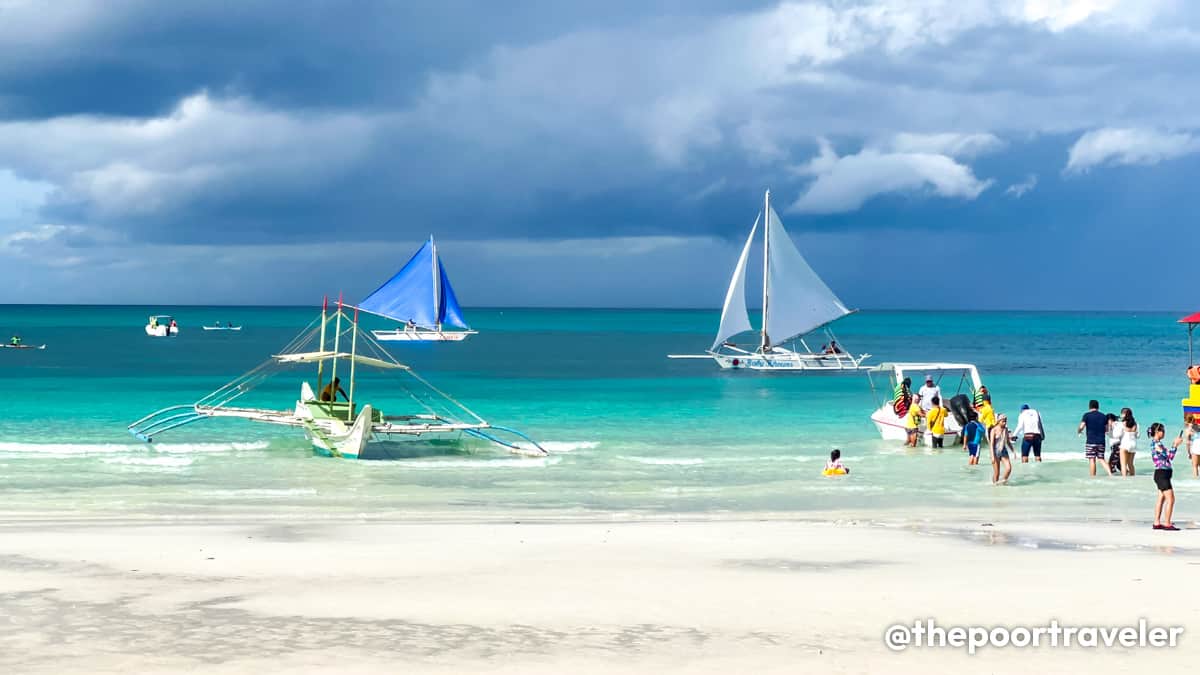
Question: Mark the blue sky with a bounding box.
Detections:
[0,0,1197,309]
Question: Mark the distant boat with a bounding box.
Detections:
[146,315,178,337]
[202,323,242,331]
[359,236,477,342]
[668,189,870,372]
[2,343,45,350]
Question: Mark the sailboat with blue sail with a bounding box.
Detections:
[360,236,478,342]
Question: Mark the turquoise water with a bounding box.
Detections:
[0,305,1195,521]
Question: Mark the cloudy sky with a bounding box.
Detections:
[0,0,1196,309]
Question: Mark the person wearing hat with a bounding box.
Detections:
[1012,403,1045,463]
[917,374,941,412]
[989,413,1014,484]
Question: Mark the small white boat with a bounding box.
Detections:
[868,362,983,447]
[202,324,242,331]
[668,189,870,372]
[129,299,541,460]
[146,315,178,337]
[2,343,45,350]
[360,236,477,343]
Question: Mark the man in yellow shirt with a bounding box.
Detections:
[927,396,948,448]
[905,401,924,447]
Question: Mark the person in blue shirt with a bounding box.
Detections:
[962,416,986,466]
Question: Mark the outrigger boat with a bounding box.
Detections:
[668,190,870,371]
[360,236,478,342]
[128,298,543,460]
[868,362,983,447]
[202,323,242,331]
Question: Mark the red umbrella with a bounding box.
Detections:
[1181,313,1200,364]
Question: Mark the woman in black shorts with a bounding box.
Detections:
[1148,422,1178,531]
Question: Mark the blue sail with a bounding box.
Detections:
[358,239,440,328]
[437,258,470,329]
[358,237,471,330]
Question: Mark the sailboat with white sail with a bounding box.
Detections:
[668,189,870,372]
[360,236,478,342]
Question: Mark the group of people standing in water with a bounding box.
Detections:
[890,374,1200,530]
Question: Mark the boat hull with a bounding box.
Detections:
[870,404,963,447]
[202,326,242,331]
[372,329,476,342]
[710,349,871,372]
[146,324,178,337]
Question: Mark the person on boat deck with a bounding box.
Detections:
[830,340,843,353]
[10,335,20,346]
[169,319,177,330]
[893,377,913,416]
[406,318,416,331]
[917,375,941,412]
[320,377,348,402]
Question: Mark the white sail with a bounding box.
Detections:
[711,215,759,350]
[763,207,849,346]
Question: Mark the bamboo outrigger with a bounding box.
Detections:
[128,298,544,459]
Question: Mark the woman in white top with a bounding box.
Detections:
[1118,407,1138,476]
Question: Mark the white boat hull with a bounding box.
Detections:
[146,324,178,337]
[202,326,242,331]
[372,328,476,342]
[870,403,964,447]
[709,348,871,372]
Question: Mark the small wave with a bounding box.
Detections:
[390,456,563,469]
[0,441,270,457]
[203,488,319,497]
[101,456,194,468]
[535,440,599,453]
[619,456,704,466]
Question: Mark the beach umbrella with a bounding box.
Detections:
[1179,312,1200,364]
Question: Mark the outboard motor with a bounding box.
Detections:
[948,394,975,427]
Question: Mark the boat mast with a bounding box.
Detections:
[330,293,343,405]
[760,188,771,353]
[348,305,358,422]
[431,236,442,331]
[316,295,328,397]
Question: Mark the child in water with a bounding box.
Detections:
[823,448,849,476]
[961,416,986,466]
[1148,422,1178,530]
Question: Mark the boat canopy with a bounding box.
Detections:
[1179,312,1200,325]
[358,237,469,330]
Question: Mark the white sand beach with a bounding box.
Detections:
[0,516,1196,674]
